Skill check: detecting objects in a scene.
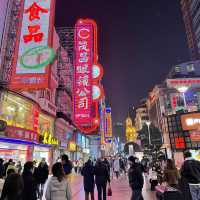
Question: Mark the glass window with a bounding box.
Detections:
[0,92,35,130]
[38,113,54,136]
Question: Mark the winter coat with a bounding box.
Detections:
[94,162,110,185]
[128,163,144,190]
[113,159,120,172]
[0,163,4,178]
[81,162,95,192]
[63,161,73,176]
[45,176,71,200]
[181,159,200,184]
[35,163,49,184]
[22,171,37,200]
[163,168,180,186]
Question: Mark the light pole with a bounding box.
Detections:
[146,121,151,146]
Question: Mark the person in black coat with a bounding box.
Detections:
[180,151,200,200]
[37,158,49,193]
[81,159,95,200]
[0,173,24,200]
[128,156,144,200]
[94,159,110,200]
[22,161,37,200]
[0,159,4,178]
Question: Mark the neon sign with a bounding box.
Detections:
[73,19,104,134]
[10,0,55,90]
[74,20,93,125]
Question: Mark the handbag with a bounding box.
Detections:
[107,185,112,196]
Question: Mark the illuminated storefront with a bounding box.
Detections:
[0,91,56,165]
[167,111,200,167]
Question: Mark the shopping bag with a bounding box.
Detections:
[107,186,112,196]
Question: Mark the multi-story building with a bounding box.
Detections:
[135,99,149,131]
[180,0,200,60]
[0,0,22,82]
[147,61,200,164]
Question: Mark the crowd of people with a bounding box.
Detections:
[0,151,199,200]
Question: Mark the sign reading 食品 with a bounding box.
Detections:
[10,0,55,90]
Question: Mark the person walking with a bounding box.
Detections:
[36,158,49,198]
[6,161,16,177]
[163,159,180,188]
[78,158,83,174]
[3,159,12,177]
[16,161,22,174]
[45,162,71,200]
[128,156,144,200]
[0,159,4,179]
[81,159,95,200]
[74,160,78,174]
[61,155,73,182]
[0,173,24,200]
[113,157,120,179]
[22,161,37,200]
[180,151,200,200]
[103,158,110,175]
[94,159,111,200]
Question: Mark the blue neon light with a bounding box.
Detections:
[0,137,52,148]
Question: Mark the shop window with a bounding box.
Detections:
[0,93,35,131]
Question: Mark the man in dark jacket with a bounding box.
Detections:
[0,159,4,178]
[81,159,95,200]
[22,161,37,200]
[128,156,144,200]
[34,158,49,198]
[94,159,110,200]
[61,154,73,176]
[180,151,200,200]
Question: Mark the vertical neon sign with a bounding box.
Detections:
[74,20,93,125]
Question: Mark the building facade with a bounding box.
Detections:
[181,0,200,60]
[135,99,149,131]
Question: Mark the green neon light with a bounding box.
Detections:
[20,46,55,69]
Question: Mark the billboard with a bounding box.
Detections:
[181,112,200,131]
[74,20,93,125]
[105,107,113,138]
[10,0,55,90]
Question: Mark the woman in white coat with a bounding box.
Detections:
[45,162,71,200]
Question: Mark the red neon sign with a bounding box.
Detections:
[10,0,55,90]
[74,21,93,125]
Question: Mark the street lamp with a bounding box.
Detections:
[146,121,151,146]
[177,86,188,109]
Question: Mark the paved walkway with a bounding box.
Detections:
[71,174,156,200]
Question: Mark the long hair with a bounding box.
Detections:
[166,159,176,170]
[52,162,65,182]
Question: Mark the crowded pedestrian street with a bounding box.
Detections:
[70,174,156,200]
[1,0,200,200]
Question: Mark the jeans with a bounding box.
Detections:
[189,184,200,200]
[97,183,107,200]
[131,189,144,200]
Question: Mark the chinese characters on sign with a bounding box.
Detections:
[74,22,93,125]
[6,126,38,143]
[10,0,55,90]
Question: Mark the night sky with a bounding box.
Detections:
[55,0,189,123]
